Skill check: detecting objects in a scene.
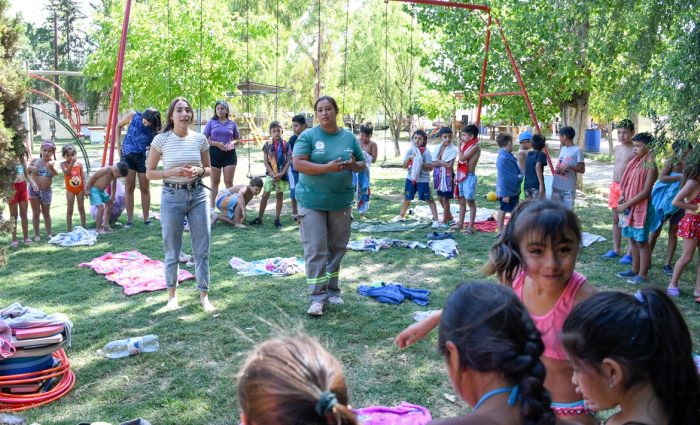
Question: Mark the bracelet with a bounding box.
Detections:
[198,167,205,177]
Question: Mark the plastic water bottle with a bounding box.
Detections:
[97,335,159,359]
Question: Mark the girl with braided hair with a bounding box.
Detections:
[396,200,596,424]
[237,333,357,425]
[432,282,569,425]
[561,289,700,424]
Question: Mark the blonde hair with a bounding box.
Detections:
[237,333,357,425]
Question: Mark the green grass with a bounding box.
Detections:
[1,161,699,424]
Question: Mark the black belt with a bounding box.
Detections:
[163,180,201,190]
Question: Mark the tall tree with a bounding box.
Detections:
[0,0,28,265]
[85,0,247,113]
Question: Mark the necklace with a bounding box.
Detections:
[473,385,519,411]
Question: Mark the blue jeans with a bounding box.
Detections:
[160,185,210,291]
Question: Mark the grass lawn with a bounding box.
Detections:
[1,141,698,424]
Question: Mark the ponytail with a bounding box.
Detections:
[439,282,556,425]
[237,333,358,425]
[562,289,700,425]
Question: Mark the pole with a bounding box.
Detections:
[106,0,133,168]
[53,10,60,118]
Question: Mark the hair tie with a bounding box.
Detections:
[634,291,646,305]
[315,391,338,416]
[507,385,520,406]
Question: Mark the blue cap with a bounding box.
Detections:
[518,131,532,143]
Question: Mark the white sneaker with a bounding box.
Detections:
[179,252,191,263]
[307,302,324,316]
[431,221,441,229]
[390,215,404,223]
[328,296,344,305]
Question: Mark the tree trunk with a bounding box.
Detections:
[607,121,614,154]
[560,91,590,189]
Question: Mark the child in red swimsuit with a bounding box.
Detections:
[9,152,38,248]
[668,161,700,302]
[61,144,89,231]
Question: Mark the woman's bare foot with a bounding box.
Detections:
[200,292,215,312]
[166,295,179,311]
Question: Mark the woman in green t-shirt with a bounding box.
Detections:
[292,96,366,316]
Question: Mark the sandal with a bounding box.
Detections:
[34,236,41,242]
[10,241,18,249]
[462,227,475,235]
[666,287,681,297]
[23,238,32,245]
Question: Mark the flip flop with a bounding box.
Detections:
[10,241,18,249]
[462,227,475,235]
[666,287,681,297]
[23,238,32,245]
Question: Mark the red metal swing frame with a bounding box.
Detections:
[390,0,554,173]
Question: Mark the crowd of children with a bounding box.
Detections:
[6,113,700,423]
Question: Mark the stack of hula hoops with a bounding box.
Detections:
[0,306,75,412]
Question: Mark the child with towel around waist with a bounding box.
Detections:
[616,132,658,285]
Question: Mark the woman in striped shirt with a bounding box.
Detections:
[146,97,214,312]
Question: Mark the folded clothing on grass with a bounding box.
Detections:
[354,402,432,425]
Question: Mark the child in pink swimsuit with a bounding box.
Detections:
[396,200,598,423]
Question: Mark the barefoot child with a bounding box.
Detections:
[649,140,691,278]
[454,124,481,233]
[495,133,522,236]
[562,289,700,424]
[250,121,290,228]
[524,134,548,199]
[87,162,129,234]
[432,127,457,225]
[212,177,263,227]
[603,119,635,262]
[552,126,585,210]
[668,159,700,301]
[288,114,307,221]
[396,200,598,424]
[27,141,58,241]
[9,152,37,248]
[616,132,658,285]
[398,130,439,225]
[60,144,89,231]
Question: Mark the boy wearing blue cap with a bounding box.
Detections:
[516,130,533,172]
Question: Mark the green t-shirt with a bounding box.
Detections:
[293,126,364,211]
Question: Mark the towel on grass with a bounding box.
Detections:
[229,256,304,276]
[358,283,430,305]
[412,205,496,222]
[79,250,193,295]
[581,232,606,247]
[354,402,432,425]
[428,239,459,258]
[48,226,98,246]
[347,238,427,252]
[352,220,430,233]
[620,153,653,228]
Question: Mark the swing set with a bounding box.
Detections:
[100,0,554,177]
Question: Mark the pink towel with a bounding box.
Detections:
[79,250,194,295]
[620,153,652,228]
[354,402,432,425]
